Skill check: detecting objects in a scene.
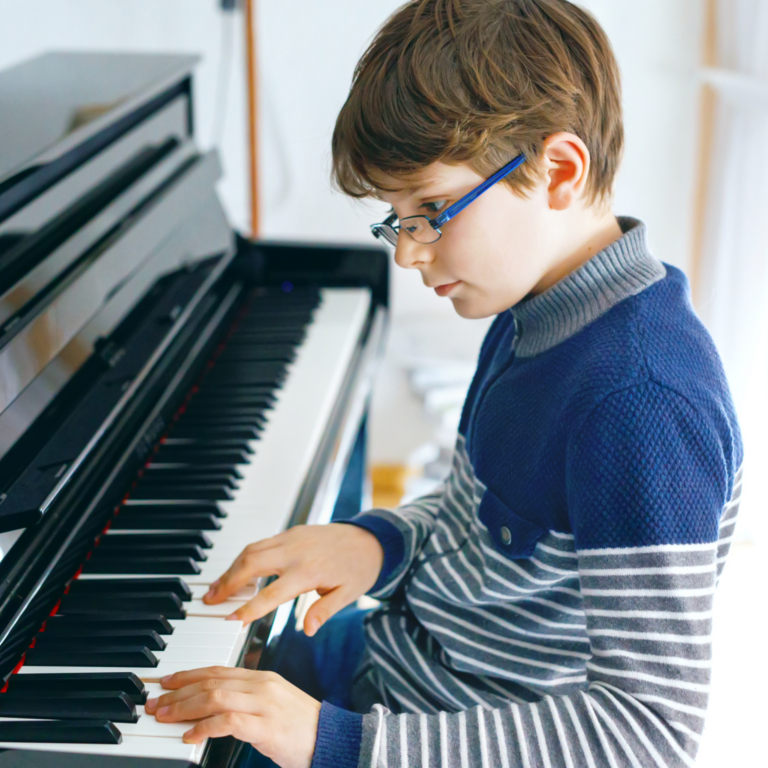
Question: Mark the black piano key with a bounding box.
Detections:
[46,614,173,636]
[110,513,221,531]
[147,461,244,475]
[152,448,252,465]
[95,541,208,561]
[204,374,285,389]
[179,409,267,423]
[232,319,309,328]
[122,501,226,517]
[191,389,276,402]
[230,327,306,339]
[0,691,137,723]
[129,485,235,501]
[195,383,280,395]
[25,645,159,667]
[99,532,213,550]
[184,387,277,404]
[6,672,146,703]
[217,349,295,363]
[162,437,256,451]
[36,629,166,651]
[80,555,202,574]
[59,591,186,618]
[139,471,240,487]
[0,719,122,744]
[67,578,192,600]
[177,415,266,429]
[174,421,264,436]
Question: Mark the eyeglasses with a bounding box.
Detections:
[370,153,526,247]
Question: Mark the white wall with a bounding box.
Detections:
[0,0,706,462]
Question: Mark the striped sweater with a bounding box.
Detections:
[313,217,743,768]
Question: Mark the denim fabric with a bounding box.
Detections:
[240,607,370,768]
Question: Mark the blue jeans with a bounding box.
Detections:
[241,607,370,767]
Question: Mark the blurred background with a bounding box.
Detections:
[1,0,765,763]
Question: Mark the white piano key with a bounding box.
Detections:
[0,737,204,761]
[166,631,244,648]
[123,711,197,739]
[169,616,244,634]
[189,584,255,601]
[186,598,250,618]
[18,662,226,683]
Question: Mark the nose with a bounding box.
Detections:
[394,236,434,270]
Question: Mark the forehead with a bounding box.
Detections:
[372,162,481,201]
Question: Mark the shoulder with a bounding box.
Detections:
[567,378,737,548]
[563,264,738,437]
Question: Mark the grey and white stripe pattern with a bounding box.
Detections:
[357,438,742,767]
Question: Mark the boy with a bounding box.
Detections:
[145,1,743,766]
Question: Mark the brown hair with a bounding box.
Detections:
[332,0,623,210]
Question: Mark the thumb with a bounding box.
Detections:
[303,587,355,637]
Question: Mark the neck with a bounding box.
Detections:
[531,208,623,295]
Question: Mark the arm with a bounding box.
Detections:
[314,382,740,767]
[340,481,445,598]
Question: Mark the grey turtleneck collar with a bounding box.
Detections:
[510,216,666,358]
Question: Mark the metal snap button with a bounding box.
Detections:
[500,526,512,545]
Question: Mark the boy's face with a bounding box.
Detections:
[375,151,622,319]
[377,161,561,319]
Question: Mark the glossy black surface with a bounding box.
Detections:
[0,719,121,744]
[0,691,137,722]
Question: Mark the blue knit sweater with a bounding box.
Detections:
[313,217,743,768]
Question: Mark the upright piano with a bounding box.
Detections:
[0,52,388,765]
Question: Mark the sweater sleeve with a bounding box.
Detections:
[320,382,741,768]
[340,483,445,598]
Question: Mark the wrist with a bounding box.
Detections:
[338,513,406,592]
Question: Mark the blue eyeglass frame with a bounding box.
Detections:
[371,153,526,245]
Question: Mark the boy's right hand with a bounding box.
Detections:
[202,523,384,636]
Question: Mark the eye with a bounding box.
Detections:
[423,200,448,215]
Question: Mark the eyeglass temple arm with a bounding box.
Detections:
[431,154,526,228]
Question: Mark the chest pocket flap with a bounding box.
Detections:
[477,487,548,559]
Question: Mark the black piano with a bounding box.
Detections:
[0,52,388,765]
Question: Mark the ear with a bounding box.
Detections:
[541,132,590,211]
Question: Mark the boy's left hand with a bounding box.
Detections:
[145,667,321,768]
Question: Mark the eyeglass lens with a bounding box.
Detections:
[372,216,441,246]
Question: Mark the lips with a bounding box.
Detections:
[434,281,461,297]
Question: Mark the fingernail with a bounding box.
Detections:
[307,619,319,636]
[203,589,214,601]
[146,697,158,710]
[157,706,170,717]
[160,675,172,685]
[225,613,239,621]
[211,579,220,589]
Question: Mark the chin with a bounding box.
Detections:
[450,297,498,320]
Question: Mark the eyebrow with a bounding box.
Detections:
[374,176,442,197]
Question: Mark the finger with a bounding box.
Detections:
[303,587,356,637]
[159,666,256,691]
[156,689,262,723]
[182,712,262,745]
[204,545,284,603]
[228,574,309,624]
[146,678,255,712]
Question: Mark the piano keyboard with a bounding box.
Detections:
[0,286,371,762]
